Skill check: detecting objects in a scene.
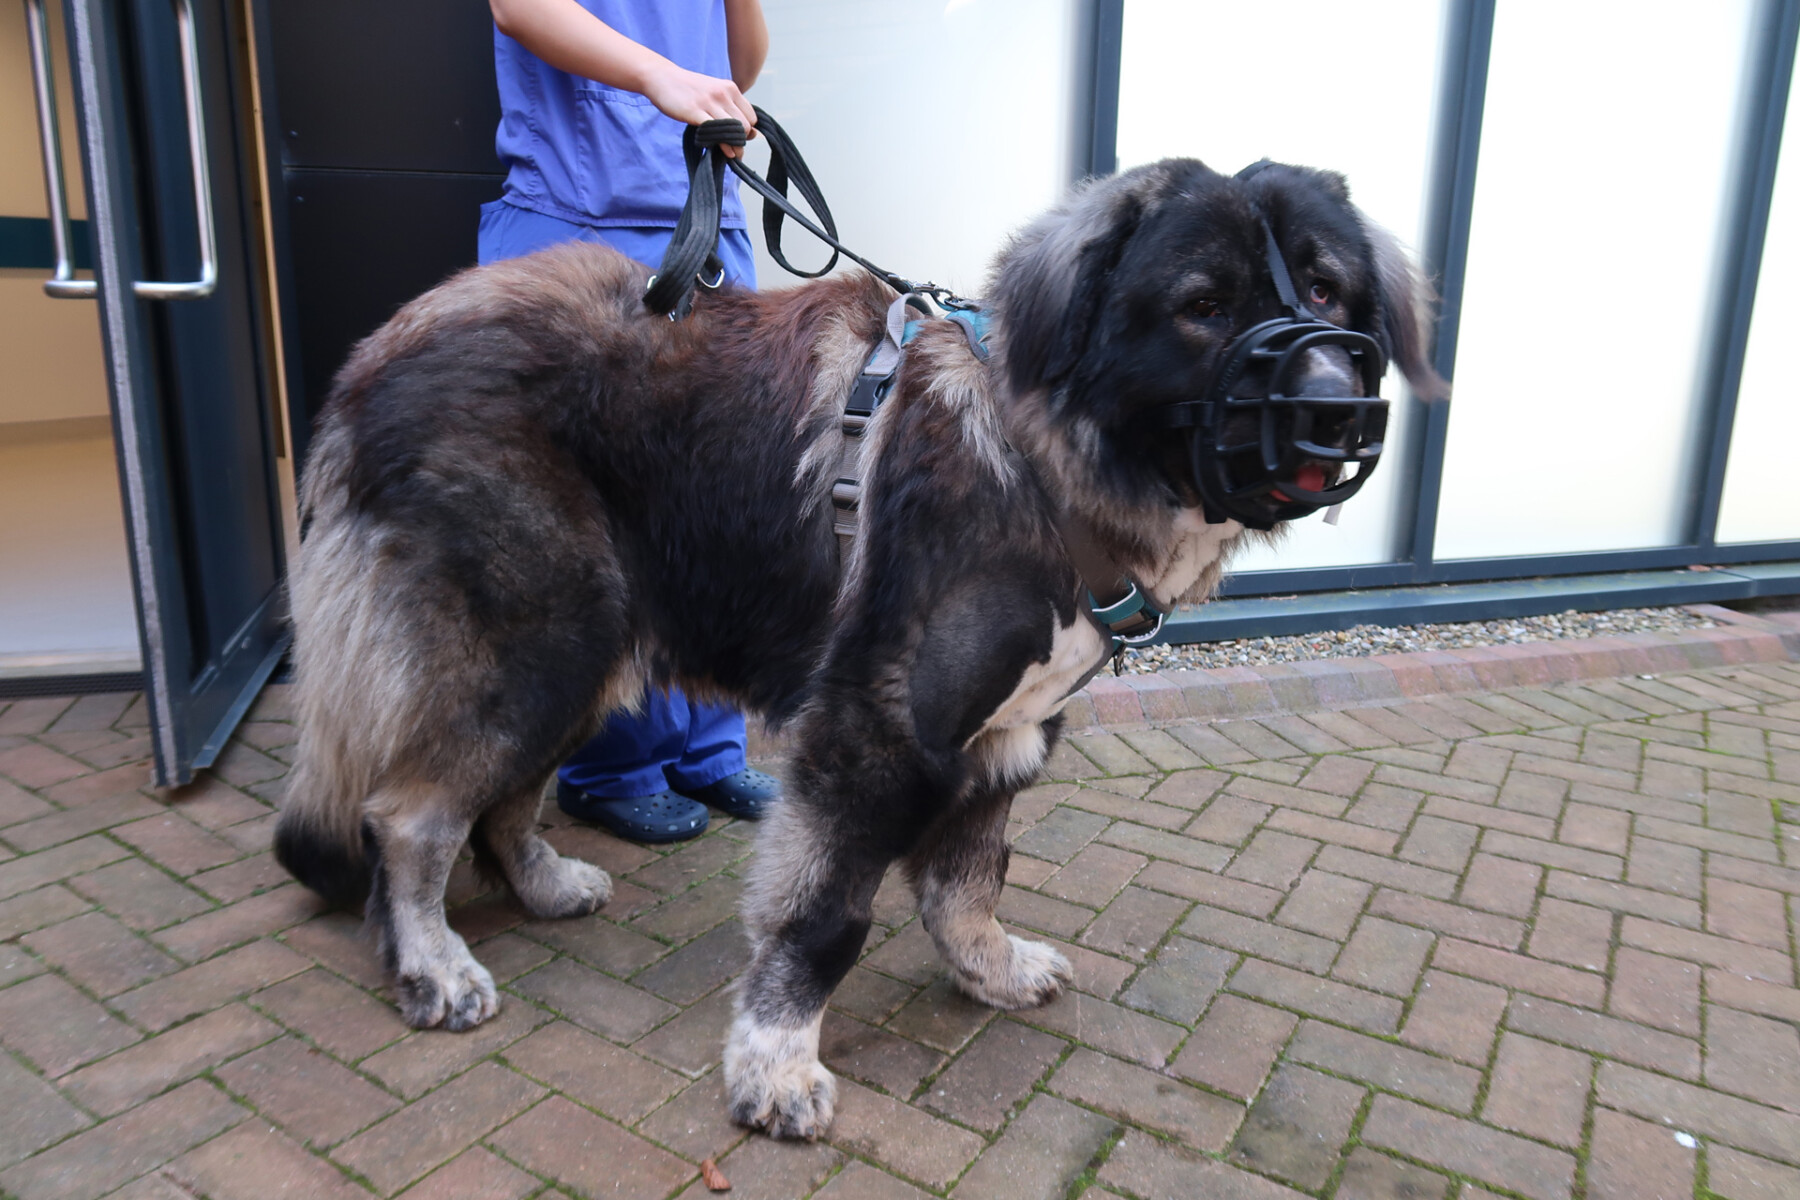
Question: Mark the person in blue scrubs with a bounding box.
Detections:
[484,0,778,843]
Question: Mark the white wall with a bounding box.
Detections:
[1113,0,1448,573]
[1715,73,1800,546]
[1434,0,1759,560]
[746,0,1085,298]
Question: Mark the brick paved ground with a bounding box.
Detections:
[2,658,1799,1199]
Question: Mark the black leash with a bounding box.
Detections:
[644,107,968,317]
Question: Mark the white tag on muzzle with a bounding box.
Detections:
[1323,504,1343,526]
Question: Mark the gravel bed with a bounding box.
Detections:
[1122,605,1717,674]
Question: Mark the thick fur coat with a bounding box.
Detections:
[276,158,1441,1139]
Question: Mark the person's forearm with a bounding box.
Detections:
[490,0,668,93]
[724,0,768,90]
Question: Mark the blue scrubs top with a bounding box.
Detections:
[493,0,746,229]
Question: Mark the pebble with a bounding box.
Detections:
[1122,605,1716,675]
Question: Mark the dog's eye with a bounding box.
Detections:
[1309,281,1334,305]
[1186,298,1223,319]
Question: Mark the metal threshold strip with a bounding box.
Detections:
[1163,561,1800,644]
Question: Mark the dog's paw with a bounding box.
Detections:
[396,955,500,1031]
[723,1013,836,1140]
[957,935,1072,1010]
[515,852,612,920]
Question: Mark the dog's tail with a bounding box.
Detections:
[275,432,413,908]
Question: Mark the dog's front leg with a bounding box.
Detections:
[726,799,883,1140]
[907,723,1071,1009]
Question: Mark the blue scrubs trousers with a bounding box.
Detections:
[478,198,756,799]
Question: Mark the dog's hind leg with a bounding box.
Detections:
[365,784,499,1031]
[906,724,1071,1010]
[726,799,885,1140]
[471,780,612,919]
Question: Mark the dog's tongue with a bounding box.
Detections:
[1272,464,1328,504]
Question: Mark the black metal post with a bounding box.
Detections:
[1083,0,1123,178]
[1401,0,1494,581]
[1689,0,1800,552]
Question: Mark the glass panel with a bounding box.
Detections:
[1434,1,1758,560]
[1116,0,1447,573]
[748,0,1083,297]
[1715,70,1800,545]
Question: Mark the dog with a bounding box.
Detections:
[275,157,1442,1140]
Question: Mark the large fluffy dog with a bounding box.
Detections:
[277,158,1439,1139]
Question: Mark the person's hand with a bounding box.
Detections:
[640,62,757,157]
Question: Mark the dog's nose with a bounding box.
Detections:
[1290,346,1359,398]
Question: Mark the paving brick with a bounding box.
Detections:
[1361,1094,1575,1200]
[1288,1019,1479,1111]
[997,884,1094,937]
[214,1035,400,1147]
[1227,1062,1363,1191]
[1705,1003,1800,1113]
[1119,728,1206,770]
[0,972,140,1077]
[1640,813,1779,862]
[1559,801,1631,854]
[1227,775,1350,819]
[1040,843,1146,909]
[1542,870,1702,928]
[1707,877,1791,950]
[152,885,325,963]
[1314,844,1460,899]
[883,976,995,1052]
[1528,897,1614,972]
[1100,1129,1311,1199]
[1123,935,1238,1021]
[1707,1145,1800,1200]
[1368,888,1526,950]
[510,956,679,1042]
[1170,994,1293,1099]
[1066,731,1157,775]
[821,1011,943,1096]
[64,1002,278,1116]
[253,967,411,1061]
[67,858,212,931]
[41,761,151,808]
[1396,815,1480,874]
[332,1060,544,1193]
[0,884,90,939]
[1134,860,1281,916]
[631,982,735,1077]
[1269,870,1367,941]
[626,833,748,893]
[1053,1049,1239,1151]
[1496,770,1569,818]
[0,1051,91,1170]
[1705,969,1800,1024]
[1607,947,1700,1035]
[828,1078,985,1190]
[815,1161,931,1200]
[1458,853,1542,918]
[0,777,53,828]
[946,1092,1113,1200]
[1018,989,1183,1067]
[668,1136,839,1200]
[921,1018,1064,1132]
[1335,1147,1450,1200]
[356,997,549,1099]
[1598,1060,1800,1166]
[24,910,181,996]
[1229,958,1401,1035]
[1435,940,1606,1009]
[1220,829,1317,890]
[1480,1032,1591,1147]
[1588,1107,1694,1200]
[0,1079,246,1200]
[492,1093,697,1198]
[1620,915,1792,982]
[1079,884,1185,959]
[1329,917,1430,998]
[518,912,666,977]
[1178,901,1337,973]
[0,740,91,788]
[1185,794,1272,846]
[1508,994,1699,1078]
[1145,767,1232,810]
[391,1147,537,1200]
[1065,786,1189,830]
[1400,970,1507,1065]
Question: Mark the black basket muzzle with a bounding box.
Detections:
[1185,315,1389,530]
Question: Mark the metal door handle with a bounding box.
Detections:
[24,0,217,301]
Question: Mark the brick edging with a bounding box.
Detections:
[1063,604,1800,732]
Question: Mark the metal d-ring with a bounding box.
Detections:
[1115,608,1168,647]
[697,263,726,290]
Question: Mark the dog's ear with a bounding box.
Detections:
[990,171,1151,396]
[1364,217,1448,403]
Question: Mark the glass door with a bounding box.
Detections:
[28,0,288,785]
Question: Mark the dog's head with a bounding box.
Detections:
[990,158,1444,527]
